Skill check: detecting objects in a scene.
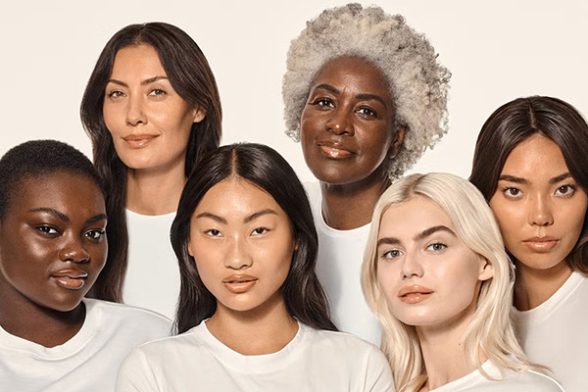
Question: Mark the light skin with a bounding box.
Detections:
[300,55,404,230]
[0,171,107,347]
[187,176,298,355]
[489,134,588,310]
[376,195,492,391]
[103,44,205,215]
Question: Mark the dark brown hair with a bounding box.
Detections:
[171,143,337,333]
[470,96,588,272]
[80,22,222,301]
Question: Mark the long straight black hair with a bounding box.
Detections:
[171,143,336,333]
[80,22,222,301]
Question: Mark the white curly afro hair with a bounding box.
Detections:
[282,3,451,179]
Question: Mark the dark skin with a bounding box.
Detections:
[300,56,404,230]
[0,171,107,347]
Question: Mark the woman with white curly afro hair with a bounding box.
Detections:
[282,3,450,345]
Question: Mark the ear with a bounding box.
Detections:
[477,256,494,281]
[187,240,195,258]
[388,126,405,159]
[192,106,207,124]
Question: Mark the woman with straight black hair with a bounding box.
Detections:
[470,96,588,391]
[117,143,393,391]
[80,22,222,318]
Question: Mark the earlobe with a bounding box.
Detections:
[478,257,494,281]
[192,107,207,124]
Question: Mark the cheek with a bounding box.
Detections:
[103,105,123,136]
[376,262,399,300]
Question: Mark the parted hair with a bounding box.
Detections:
[171,143,336,333]
[80,22,222,302]
[362,173,534,392]
[470,96,588,273]
[282,3,450,179]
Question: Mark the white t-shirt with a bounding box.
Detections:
[305,182,381,345]
[513,270,588,391]
[124,210,181,319]
[0,299,171,392]
[429,360,563,391]
[116,321,394,392]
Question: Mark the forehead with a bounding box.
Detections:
[111,44,165,76]
[311,56,392,99]
[379,195,454,238]
[501,134,569,178]
[7,172,105,216]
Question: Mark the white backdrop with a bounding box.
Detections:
[2,0,587,181]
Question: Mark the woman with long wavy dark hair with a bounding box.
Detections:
[117,143,393,391]
[80,22,222,317]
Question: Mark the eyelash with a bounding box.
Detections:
[426,242,447,252]
[36,225,59,236]
[85,229,106,241]
[251,227,269,236]
[502,184,577,199]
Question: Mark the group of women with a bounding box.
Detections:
[0,3,585,392]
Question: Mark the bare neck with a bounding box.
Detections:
[205,293,298,355]
[416,303,483,391]
[0,287,85,348]
[513,260,573,311]
[320,174,389,230]
[126,160,186,215]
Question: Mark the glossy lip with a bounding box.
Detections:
[316,140,355,159]
[50,268,88,290]
[398,284,434,304]
[522,236,559,252]
[122,134,159,149]
[222,274,258,294]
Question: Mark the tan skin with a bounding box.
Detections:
[300,56,404,230]
[0,172,107,347]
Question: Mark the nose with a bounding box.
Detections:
[326,106,354,136]
[224,235,253,270]
[401,250,424,279]
[126,94,146,126]
[529,193,554,227]
[59,236,90,264]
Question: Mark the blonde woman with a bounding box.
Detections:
[362,173,562,391]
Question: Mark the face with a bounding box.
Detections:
[0,172,107,313]
[489,134,588,271]
[376,196,492,329]
[299,56,403,186]
[187,177,295,315]
[103,44,205,174]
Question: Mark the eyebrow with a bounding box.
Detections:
[313,83,388,107]
[29,208,107,225]
[106,75,169,88]
[498,172,571,185]
[195,209,278,224]
[377,225,456,247]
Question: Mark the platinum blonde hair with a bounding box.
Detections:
[282,3,451,179]
[362,173,534,391]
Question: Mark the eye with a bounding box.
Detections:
[251,227,269,236]
[204,229,222,237]
[36,225,59,236]
[85,228,106,241]
[426,242,447,252]
[381,249,402,260]
[106,90,125,99]
[310,97,335,109]
[503,187,523,199]
[356,106,377,118]
[148,88,166,97]
[554,184,576,197]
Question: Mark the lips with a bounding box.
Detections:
[398,285,434,304]
[223,275,258,294]
[522,236,559,252]
[316,140,354,159]
[51,269,88,290]
[122,134,158,149]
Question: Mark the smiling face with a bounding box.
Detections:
[0,171,107,313]
[376,195,492,328]
[489,134,588,272]
[103,44,205,174]
[187,177,295,315]
[299,56,402,187]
